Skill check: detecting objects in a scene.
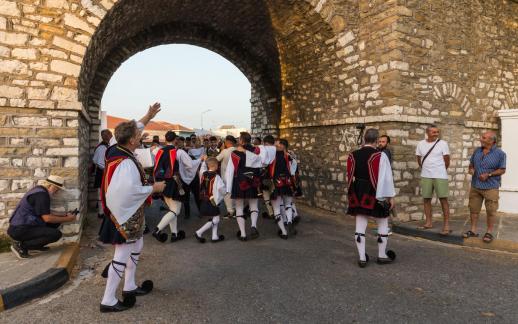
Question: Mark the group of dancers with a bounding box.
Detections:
[150,130,303,244]
[94,103,396,313]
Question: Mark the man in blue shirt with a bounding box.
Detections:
[464,131,506,243]
[8,175,77,258]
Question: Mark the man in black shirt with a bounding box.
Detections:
[378,135,393,164]
[8,175,77,259]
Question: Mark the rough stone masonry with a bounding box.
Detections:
[0,0,517,238]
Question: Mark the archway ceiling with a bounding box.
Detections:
[80,0,281,107]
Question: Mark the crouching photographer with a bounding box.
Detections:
[7,175,77,259]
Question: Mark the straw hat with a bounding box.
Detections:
[43,175,65,190]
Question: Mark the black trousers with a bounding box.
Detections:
[7,224,62,250]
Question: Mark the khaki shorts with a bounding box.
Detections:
[469,187,499,217]
[420,178,449,199]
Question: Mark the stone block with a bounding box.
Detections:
[11,48,37,60]
[52,36,86,55]
[0,31,28,45]
[37,128,77,137]
[11,179,33,191]
[0,1,20,17]
[64,13,95,34]
[50,86,78,101]
[46,147,78,156]
[29,100,55,109]
[0,168,31,177]
[36,72,63,82]
[50,60,81,77]
[13,116,49,127]
[0,59,28,74]
[27,87,50,99]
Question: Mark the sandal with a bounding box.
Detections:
[483,232,494,243]
[463,230,479,238]
[417,225,433,230]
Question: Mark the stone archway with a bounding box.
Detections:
[1,0,517,236]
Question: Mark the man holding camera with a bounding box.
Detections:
[8,175,77,259]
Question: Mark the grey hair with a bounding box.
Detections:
[114,120,138,145]
[426,124,438,132]
[364,128,379,144]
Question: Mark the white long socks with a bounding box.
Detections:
[157,198,182,234]
[283,196,294,223]
[272,196,287,235]
[211,216,220,240]
[376,217,389,258]
[235,199,247,238]
[101,242,134,306]
[354,215,390,260]
[224,193,235,215]
[263,190,274,217]
[249,199,259,229]
[196,216,220,240]
[123,237,143,292]
[355,215,368,262]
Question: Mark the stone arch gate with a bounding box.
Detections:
[0,0,517,237]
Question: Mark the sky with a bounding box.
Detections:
[101,44,252,130]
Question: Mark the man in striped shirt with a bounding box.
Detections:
[464,131,506,243]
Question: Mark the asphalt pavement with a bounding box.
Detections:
[1,199,518,323]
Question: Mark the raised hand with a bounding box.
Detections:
[148,102,161,119]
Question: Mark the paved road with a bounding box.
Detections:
[2,200,518,323]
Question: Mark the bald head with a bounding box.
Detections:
[480,131,497,148]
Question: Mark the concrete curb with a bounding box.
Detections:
[0,243,79,312]
[393,223,518,253]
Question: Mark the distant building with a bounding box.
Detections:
[212,125,249,138]
[103,114,194,142]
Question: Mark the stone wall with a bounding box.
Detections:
[0,0,516,234]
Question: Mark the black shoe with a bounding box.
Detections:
[143,224,150,235]
[100,296,136,313]
[377,250,396,265]
[11,241,29,259]
[293,216,301,225]
[250,227,259,240]
[171,230,186,242]
[122,280,153,297]
[211,235,225,243]
[194,233,206,244]
[287,222,297,236]
[152,228,168,243]
[277,230,288,240]
[358,254,370,268]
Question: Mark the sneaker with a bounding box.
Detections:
[11,241,29,259]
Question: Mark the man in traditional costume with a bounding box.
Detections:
[268,139,298,238]
[257,135,277,220]
[346,128,396,268]
[225,132,262,241]
[98,103,165,312]
[215,135,237,218]
[194,157,226,243]
[152,131,203,242]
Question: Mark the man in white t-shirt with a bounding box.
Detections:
[415,125,450,235]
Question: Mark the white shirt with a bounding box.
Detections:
[199,162,226,205]
[92,144,107,169]
[377,152,396,199]
[106,159,153,225]
[176,149,202,185]
[216,147,236,182]
[189,147,205,159]
[416,139,450,179]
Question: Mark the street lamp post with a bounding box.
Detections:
[201,109,211,131]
